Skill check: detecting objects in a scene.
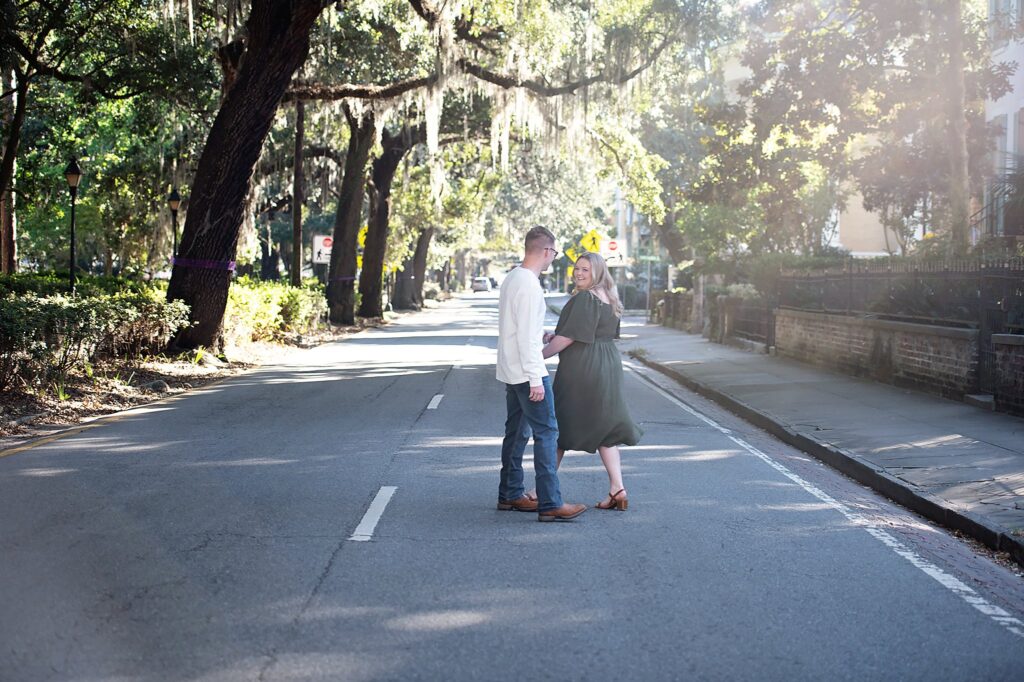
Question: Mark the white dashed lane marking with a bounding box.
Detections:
[349,486,398,542]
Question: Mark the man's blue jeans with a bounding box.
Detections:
[499,376,563,512]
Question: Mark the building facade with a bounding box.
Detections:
[983,0,1024,240]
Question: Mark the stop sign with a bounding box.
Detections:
[322,237,333,248]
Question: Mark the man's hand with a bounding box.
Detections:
[542,331,555,343]
[529,383,545,402]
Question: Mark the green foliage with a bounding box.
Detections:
[0,273,157,298]
[700,249,852,299]
[222,277,327,346]
[618,283,649,310]
[741,0,1007,248]
[0,292,190,394]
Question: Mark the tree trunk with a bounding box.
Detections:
[0,72,27,275]
[291,99,304,286]
[946,0,970,255]
[392,255,419,310]
[166,0,323,349]
[439,259,450,292]
[653,202,688,266]
[411,226,434,306]
[357,127,419,318]
[391,227,433,310]
[454,249,468,290]
[0,187,14,274]
[326,107,375,324]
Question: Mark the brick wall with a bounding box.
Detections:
[994,335,1024,416]
[775,309,979,399]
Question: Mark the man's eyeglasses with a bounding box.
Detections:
[544,247,560,258]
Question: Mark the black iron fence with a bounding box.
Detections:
[731,298,774,346]
[656,291,693,329]
[778,258,1024,393]
[777,258,1024,331]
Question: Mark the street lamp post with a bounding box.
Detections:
[167,187,181,260]
[64,158,82,294]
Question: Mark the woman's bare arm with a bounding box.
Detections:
[542,334,574,358]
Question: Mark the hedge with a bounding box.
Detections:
[0,275,328,393]
[222,276,327,345]
[0,293,190,393]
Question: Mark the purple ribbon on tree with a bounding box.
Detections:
[172,257,237,272]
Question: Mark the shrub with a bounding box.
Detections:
[423,282,441,301]
[725,283,761,300]
[96,294,191,359]
[223,277,326,345]
[0,273,157,299]
[279,285,328,333]
[0,293,190,393]
[618,283,648,310]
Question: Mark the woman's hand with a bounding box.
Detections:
[542,334,574,359]
[542,331,555,344]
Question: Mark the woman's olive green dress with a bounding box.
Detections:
[553,291,642,453]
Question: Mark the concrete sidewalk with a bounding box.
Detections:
[605,312,1024,565]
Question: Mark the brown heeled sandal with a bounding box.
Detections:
[596,488,628,511]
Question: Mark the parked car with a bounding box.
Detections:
[471,276,492,292]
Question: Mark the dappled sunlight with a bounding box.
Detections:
[873,434,971,453]
[385,609,492,632]
[254,367,442,383]
[419,436,505,448]
[16,467,78,477]
[745,479,803,490]
[618,444,695,451]
[436,464,512,476]
[347,330,497,342]
[758,502,834,513]
[183,457,302,467]
[106,405,176,417]
[656,449,742,462]
[40,435,187,455]
[296,605,395,622]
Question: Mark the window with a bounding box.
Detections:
[990,0,1015,47]
[1017,108,1024,158]
[993,114,1009,172]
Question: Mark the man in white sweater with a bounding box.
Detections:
[496,226,587,522]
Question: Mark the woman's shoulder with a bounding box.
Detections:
[567,290,602,309]
[586,289,611,306]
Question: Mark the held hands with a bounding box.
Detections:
[528,383,545,402]
[542,331,555,344]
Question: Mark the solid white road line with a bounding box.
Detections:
[349,486,398,542]
[427,394,445,410]
[625,362,1024,640]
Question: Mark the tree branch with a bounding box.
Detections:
[456,27,675,96]
[284,74,439,102]
[406,0,438,24]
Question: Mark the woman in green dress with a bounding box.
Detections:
[542,252,642,511]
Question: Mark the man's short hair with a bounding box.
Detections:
[524,225,555,254]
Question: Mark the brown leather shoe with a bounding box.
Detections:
[497,496,539,512]
[537,502,587,522]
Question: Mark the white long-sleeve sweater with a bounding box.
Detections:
[496,266,548,387]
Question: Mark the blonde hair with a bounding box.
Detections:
[574,251,623,317]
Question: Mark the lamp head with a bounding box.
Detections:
[64,158,83,190]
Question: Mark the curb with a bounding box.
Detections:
[631,353,1024,567]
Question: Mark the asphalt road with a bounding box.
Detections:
[1,293,1023,681]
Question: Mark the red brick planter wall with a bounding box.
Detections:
[775,309,979,399]
[994,335,1024,416]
